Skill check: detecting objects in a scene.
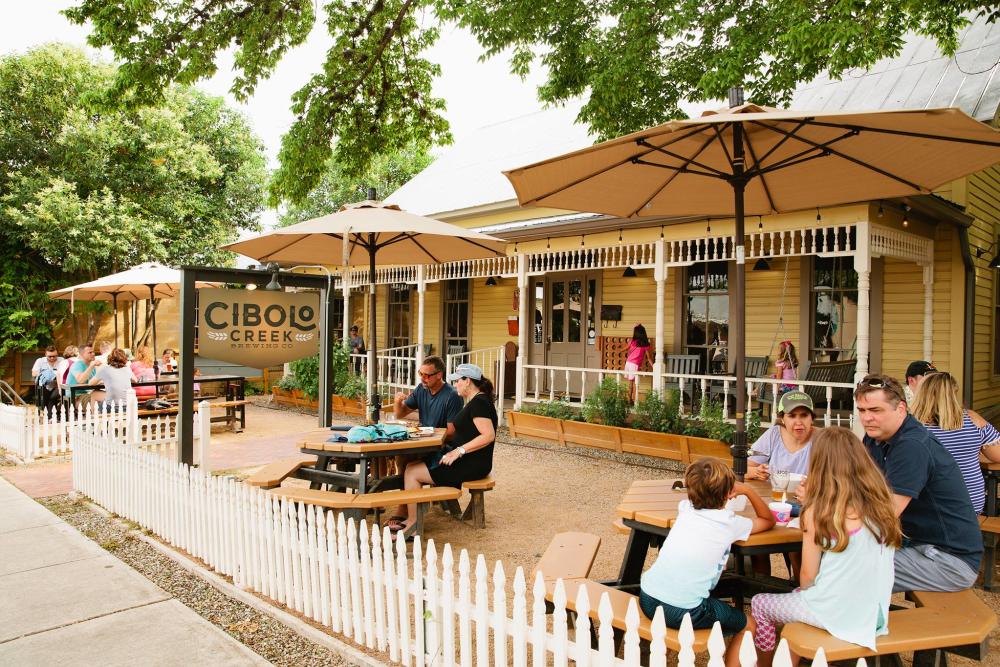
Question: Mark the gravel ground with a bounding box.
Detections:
[39,495,354,667]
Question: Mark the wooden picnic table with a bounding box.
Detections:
[299,427,446,494]
[614,478,802,593]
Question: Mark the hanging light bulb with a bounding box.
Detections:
[514,241,518,253]
[902,207,909,228]
[581,234,585,247]
[546,237,551,250]
[816,208,822,222]
[659,225,664,240]
[706,218,712,234]
[758,216,763,231]
[618,228,623,244]
[877,201,884,218]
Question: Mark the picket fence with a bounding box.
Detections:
[71,428,829,667]
[0,393,209,465]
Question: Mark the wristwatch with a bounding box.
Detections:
[456,446,466,457]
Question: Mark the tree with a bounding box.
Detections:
[279,144,433,226]
[66,1,997,205]
[0,44,268,356]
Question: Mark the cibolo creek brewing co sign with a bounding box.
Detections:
[198,289,319,368]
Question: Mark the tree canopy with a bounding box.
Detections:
[66,1,997,205]
[278,144,433,227]
[0,44,268,355]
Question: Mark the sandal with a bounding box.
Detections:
[385,517,406,533]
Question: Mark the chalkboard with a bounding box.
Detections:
[600,304,623,321]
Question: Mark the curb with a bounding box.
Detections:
[83,500,386,667]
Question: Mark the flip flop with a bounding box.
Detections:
[385,517,406,533]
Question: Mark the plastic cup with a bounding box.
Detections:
[769,501,792,526]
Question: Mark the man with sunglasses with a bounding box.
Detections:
[393,355,464,433]
[856,374,981,592]
[31,346,64,384]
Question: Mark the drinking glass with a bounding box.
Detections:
[770,470,790,501]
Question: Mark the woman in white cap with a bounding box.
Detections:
[389,363,499,536]
[746,390,817,481]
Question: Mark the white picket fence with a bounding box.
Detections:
[71,427,825,667]
[0,393,209,466]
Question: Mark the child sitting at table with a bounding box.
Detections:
[749,428,901,666]
[640,458,775,667]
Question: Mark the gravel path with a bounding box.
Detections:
[39,495,354,667]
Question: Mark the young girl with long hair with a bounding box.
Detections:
[750,427,902,666]
[774,340,798,393]
[625,323,653,403]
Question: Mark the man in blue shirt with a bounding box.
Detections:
[392,355,464,432]
[856,374,982,592]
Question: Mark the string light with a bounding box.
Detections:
[581,234,585,247]
[659,225,664,240]
[706,218,712,234]
[546,237,551,250]
[902,206,909,228]
[618,228,623,244]
[877,201,884,218]
[758,216,763,231]
[514,241,518,253]
[816,208,822,222]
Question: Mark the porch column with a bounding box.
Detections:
[514,253,528,411]
[416,265,426,369]
[923,261,934,360]
[342,234,351,346]
[653,239,666,393]
[853,221,872,436]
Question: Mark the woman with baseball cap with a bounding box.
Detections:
[746,391,817,481]
[389,363,498,536]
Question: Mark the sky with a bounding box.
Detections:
[1,2,552,168]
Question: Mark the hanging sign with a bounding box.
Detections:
[198,288,319,368]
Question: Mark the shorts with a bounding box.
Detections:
[639,590,747,634]
[624,361,640,381]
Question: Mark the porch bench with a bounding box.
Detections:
[781,589,996,663]
[531,532,602,584]
[267,485,462,540]
[246,457,316,489]
[546,579,713,654]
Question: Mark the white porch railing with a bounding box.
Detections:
[0,393,210,465]
[72,426,820,667]
[446,346,506,426]
[519,365,855,428]
[350,345,419,403]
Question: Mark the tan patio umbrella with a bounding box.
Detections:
[504,89,1000,478]
[48,262,221,355]
[223,199,507,421]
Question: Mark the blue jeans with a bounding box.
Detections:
[639,590,747,634]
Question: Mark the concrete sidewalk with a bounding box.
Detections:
[0,477,269,666]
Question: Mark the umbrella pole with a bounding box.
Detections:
[112,293,119,348]
[731,111,749,481]
[149,285,158,361]
[367,235,379,423]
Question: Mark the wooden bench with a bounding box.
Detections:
[246,457,316,489]
[531,532,602,584]
[980,516,1000,590]
[612,518,631,536]
[547,579,713,654]
[460,476,495,528]
[268,485,462,540]
[782,589,996,663]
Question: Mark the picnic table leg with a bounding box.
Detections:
[616,529,652,587]
[358,457,369,494]
[238,379,245,431]
[310,455,332,490]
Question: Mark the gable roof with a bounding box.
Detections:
[388,15,1000,220]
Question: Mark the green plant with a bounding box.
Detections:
[338,372,367,400]
[289,354,321,399]
[632,389,681,434]
[275,373,299,392]
[243,381,264,396]
[582,376,631,428]
[520,398,580,421]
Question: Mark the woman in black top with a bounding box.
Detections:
[389,363,498,535]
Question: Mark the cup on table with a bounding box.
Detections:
[770,469,790,501]
[769,501,793,526]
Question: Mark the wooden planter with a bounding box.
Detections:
[272,387,319,409]
[331,394,366,417]
[508,411,731,464]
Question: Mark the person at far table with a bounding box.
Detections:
[32,345,64,382]
[160,348,177,373]
[746,391,816,481]
[389,363,498,535]
[910,371,1000,513]
[88,348,137,408]
[640,458,775,667]
[130,346,158,398]
[903,359,936,404]
[61,345,79,385]
[856,374,982,592]
[750,428,900,667]
[66,343,100,406]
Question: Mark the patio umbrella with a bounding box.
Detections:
[48,262,220,355]
[504,89,1000,479]
[223,199,507,421]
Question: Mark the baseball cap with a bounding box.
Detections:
[778,390,814,416]
[905,360,937,379]
[446,363,483,383]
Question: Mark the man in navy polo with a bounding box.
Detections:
[856,374,982,592]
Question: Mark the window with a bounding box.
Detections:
[810,256,858,362]
[684,261,729,374]
[443,279,470,354]
[387,283,411,348]
[533,281,544,344]
[331,295,344,342]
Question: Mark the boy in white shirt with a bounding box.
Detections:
[640,458,774,667]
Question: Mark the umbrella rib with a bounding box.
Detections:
[749,121,925,192]
[713,124,735,169]
[637,140,730,178]
[772,118,1000,147]
[404,235,442,264]
[742,136,776,212]
[754,151,833,177]
[454,236,506,256]
[627,131,724,217]
[750,129,857,174]
[632,159,727,179]
[752,119,809,167]
[257,234,309,262]
[517,125,714,205]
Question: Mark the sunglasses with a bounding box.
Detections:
[418,370,442,379]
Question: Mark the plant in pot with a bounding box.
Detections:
[581,376,631,427]
[632,389,682,434]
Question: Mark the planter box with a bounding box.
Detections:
[272,387,319,409]
[331,394,366,417]
[508,410,730,464]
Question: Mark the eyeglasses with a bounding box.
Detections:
[46,356,58,361]
[418,370,442,379]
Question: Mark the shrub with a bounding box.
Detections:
[289,354,320,400]
[338,372,368,400]
[520,398,580,421]
[275,373,299,392]
[582,376,631,427]
[632,389,681,433]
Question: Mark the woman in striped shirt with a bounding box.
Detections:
[910,372,1000,513]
